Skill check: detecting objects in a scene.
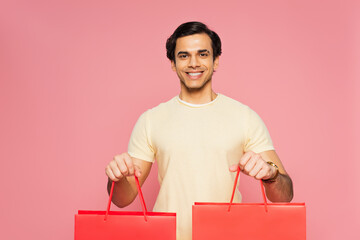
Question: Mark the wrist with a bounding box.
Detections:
[263,161,279,183]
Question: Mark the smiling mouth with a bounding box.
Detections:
[186,71,204,79]
[187,72,202,76]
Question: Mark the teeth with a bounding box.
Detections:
[188,72,202,76]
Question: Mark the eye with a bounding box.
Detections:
[200,53,209,57]
[178,54,188,59]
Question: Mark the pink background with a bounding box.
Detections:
[1,0,359,239]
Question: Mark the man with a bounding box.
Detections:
[105,22,293,240]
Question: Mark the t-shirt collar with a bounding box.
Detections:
[176,94,220,108]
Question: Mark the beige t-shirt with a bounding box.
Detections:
[128,94,274,240]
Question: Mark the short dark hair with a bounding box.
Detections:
[166,21,222,62]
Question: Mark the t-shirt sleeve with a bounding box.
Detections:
[127,111,155,162]
[243,108,275,153]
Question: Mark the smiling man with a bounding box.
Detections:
[171,33,219,95]
[105,22,293,240]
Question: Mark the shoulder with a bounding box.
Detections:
[140,96,177,119]
[218,94,252,113]
[149,96,176,111]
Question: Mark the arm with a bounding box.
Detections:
[230,150,293,202]
[105,153,153,208]
[259,150,293,202]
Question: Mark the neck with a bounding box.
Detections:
[179,82,217,104]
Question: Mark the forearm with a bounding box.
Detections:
[263,173,293,202]
[107,177,138,208]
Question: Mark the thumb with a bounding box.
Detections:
[229,164,239,172]
[134,165,142,177]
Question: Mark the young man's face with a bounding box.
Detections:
[171,33,219,91]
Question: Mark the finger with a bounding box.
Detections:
[239,152,254,170]
[115,157,129,176]
[243,154,260,173]
[123,154,135,176]
[105,165,120,182]
[229,164,239,172]
[109,161,123,179]
[255,168,269,180]
[248,160,263,177]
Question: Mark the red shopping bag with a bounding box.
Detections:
[75,176,176,239]
[193,167,306,240]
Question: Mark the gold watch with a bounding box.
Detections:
[263,161,279,183]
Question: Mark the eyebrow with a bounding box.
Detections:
[198,49,210,54]
[177,49,210,56]
[177,51,189,56]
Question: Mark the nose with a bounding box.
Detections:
[188,55,200,68]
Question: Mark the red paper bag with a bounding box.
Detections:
[193,168,306,240]
[75,177,176,240]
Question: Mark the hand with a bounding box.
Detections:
[105,153,142,182]
[229,151,277,180]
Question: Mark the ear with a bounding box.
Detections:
[171,60,176,71]
[213,56,219,70]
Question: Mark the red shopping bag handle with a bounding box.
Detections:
[228,166,268,213]
[105,176,148,221]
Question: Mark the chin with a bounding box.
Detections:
[184,82,204,90]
